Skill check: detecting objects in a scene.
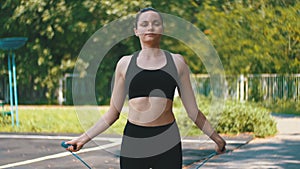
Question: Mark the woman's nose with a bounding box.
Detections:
[147,24,154,31]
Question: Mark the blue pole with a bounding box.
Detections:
[7,51,14,126]
[12,52,19,126]
[0,37,28,127]
[0,37,27,127]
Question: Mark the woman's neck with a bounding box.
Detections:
[139,47,162,58]
[140,38,161,49]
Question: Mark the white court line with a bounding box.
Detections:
[0,141,121,169]
[0,134,121,142]
[0,134,249,168]
[0,134,249,144]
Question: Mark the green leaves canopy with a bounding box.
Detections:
[0,0,299,104]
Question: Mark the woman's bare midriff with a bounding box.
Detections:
[128,97,175,126]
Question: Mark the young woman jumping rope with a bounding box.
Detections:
[65,7,226,169]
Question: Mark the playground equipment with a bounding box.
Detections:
[0,37,28,126]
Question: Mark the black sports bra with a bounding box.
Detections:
[125,50,180,100]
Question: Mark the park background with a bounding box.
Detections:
[0,0,299,137]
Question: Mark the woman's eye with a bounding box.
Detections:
[140,22,148,27]
[139,21,161,28]
[153,21,161,26]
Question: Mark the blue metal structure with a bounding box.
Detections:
[0,37,28,127]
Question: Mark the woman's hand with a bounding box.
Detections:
[215,139,226,154]
[65,138,86,152]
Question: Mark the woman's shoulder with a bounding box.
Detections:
[118,54,132,64]
[168,52,187,67]
[167,51,189,76]
[116,54,134,72]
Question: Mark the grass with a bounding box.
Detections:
[0,97,279,138]
[0,105,200,136]
[1,106,86,133]
[263,99,300,115]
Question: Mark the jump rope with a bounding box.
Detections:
[194,142,246,169]
[61,142,92,169]
[61,141,225,169]
[195,152,217,168]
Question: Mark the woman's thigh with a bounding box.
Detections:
[120,142,182,169]
[120,121,182,169]
[152,142,182,169]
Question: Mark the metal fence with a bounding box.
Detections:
[2,73,300,105]
[193,74,300,102]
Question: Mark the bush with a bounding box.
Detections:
[173,96,277,138]
[263,99,300,115]
[215,101,277,137]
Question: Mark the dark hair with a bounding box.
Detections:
[135,7,163,28]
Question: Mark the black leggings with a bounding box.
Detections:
[120,121,182,169]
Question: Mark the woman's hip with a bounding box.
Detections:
[121,120,181,158]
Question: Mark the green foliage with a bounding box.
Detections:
[216,101,277,137]
[0,0,299,104]
[0,0,150,104]
[173,95,277,137]
[0,106,84,133]
[194,0,300,74]
[0,101,277,138]
[264,99,300,115]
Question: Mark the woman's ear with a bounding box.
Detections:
[134,28,139,37]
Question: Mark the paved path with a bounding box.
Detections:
[195,114,300,169]
[1,114,298,169]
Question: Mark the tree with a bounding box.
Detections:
[194,0,300,74]
[1,0,298,104]
[0,0,150,104]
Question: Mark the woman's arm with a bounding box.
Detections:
[174,54,226,153]
[66,56,129,152]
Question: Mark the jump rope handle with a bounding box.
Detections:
[61,142,77,150]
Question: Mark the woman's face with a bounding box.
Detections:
[134,11,163,43]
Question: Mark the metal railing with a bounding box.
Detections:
[57,73,300,104]
[193,74,300,102]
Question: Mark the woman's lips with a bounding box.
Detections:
[144,33,158,37]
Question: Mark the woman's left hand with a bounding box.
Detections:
[215,140,226,154]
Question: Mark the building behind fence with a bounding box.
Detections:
[193,74,300,102]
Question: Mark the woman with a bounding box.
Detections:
[66,7,226,169]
